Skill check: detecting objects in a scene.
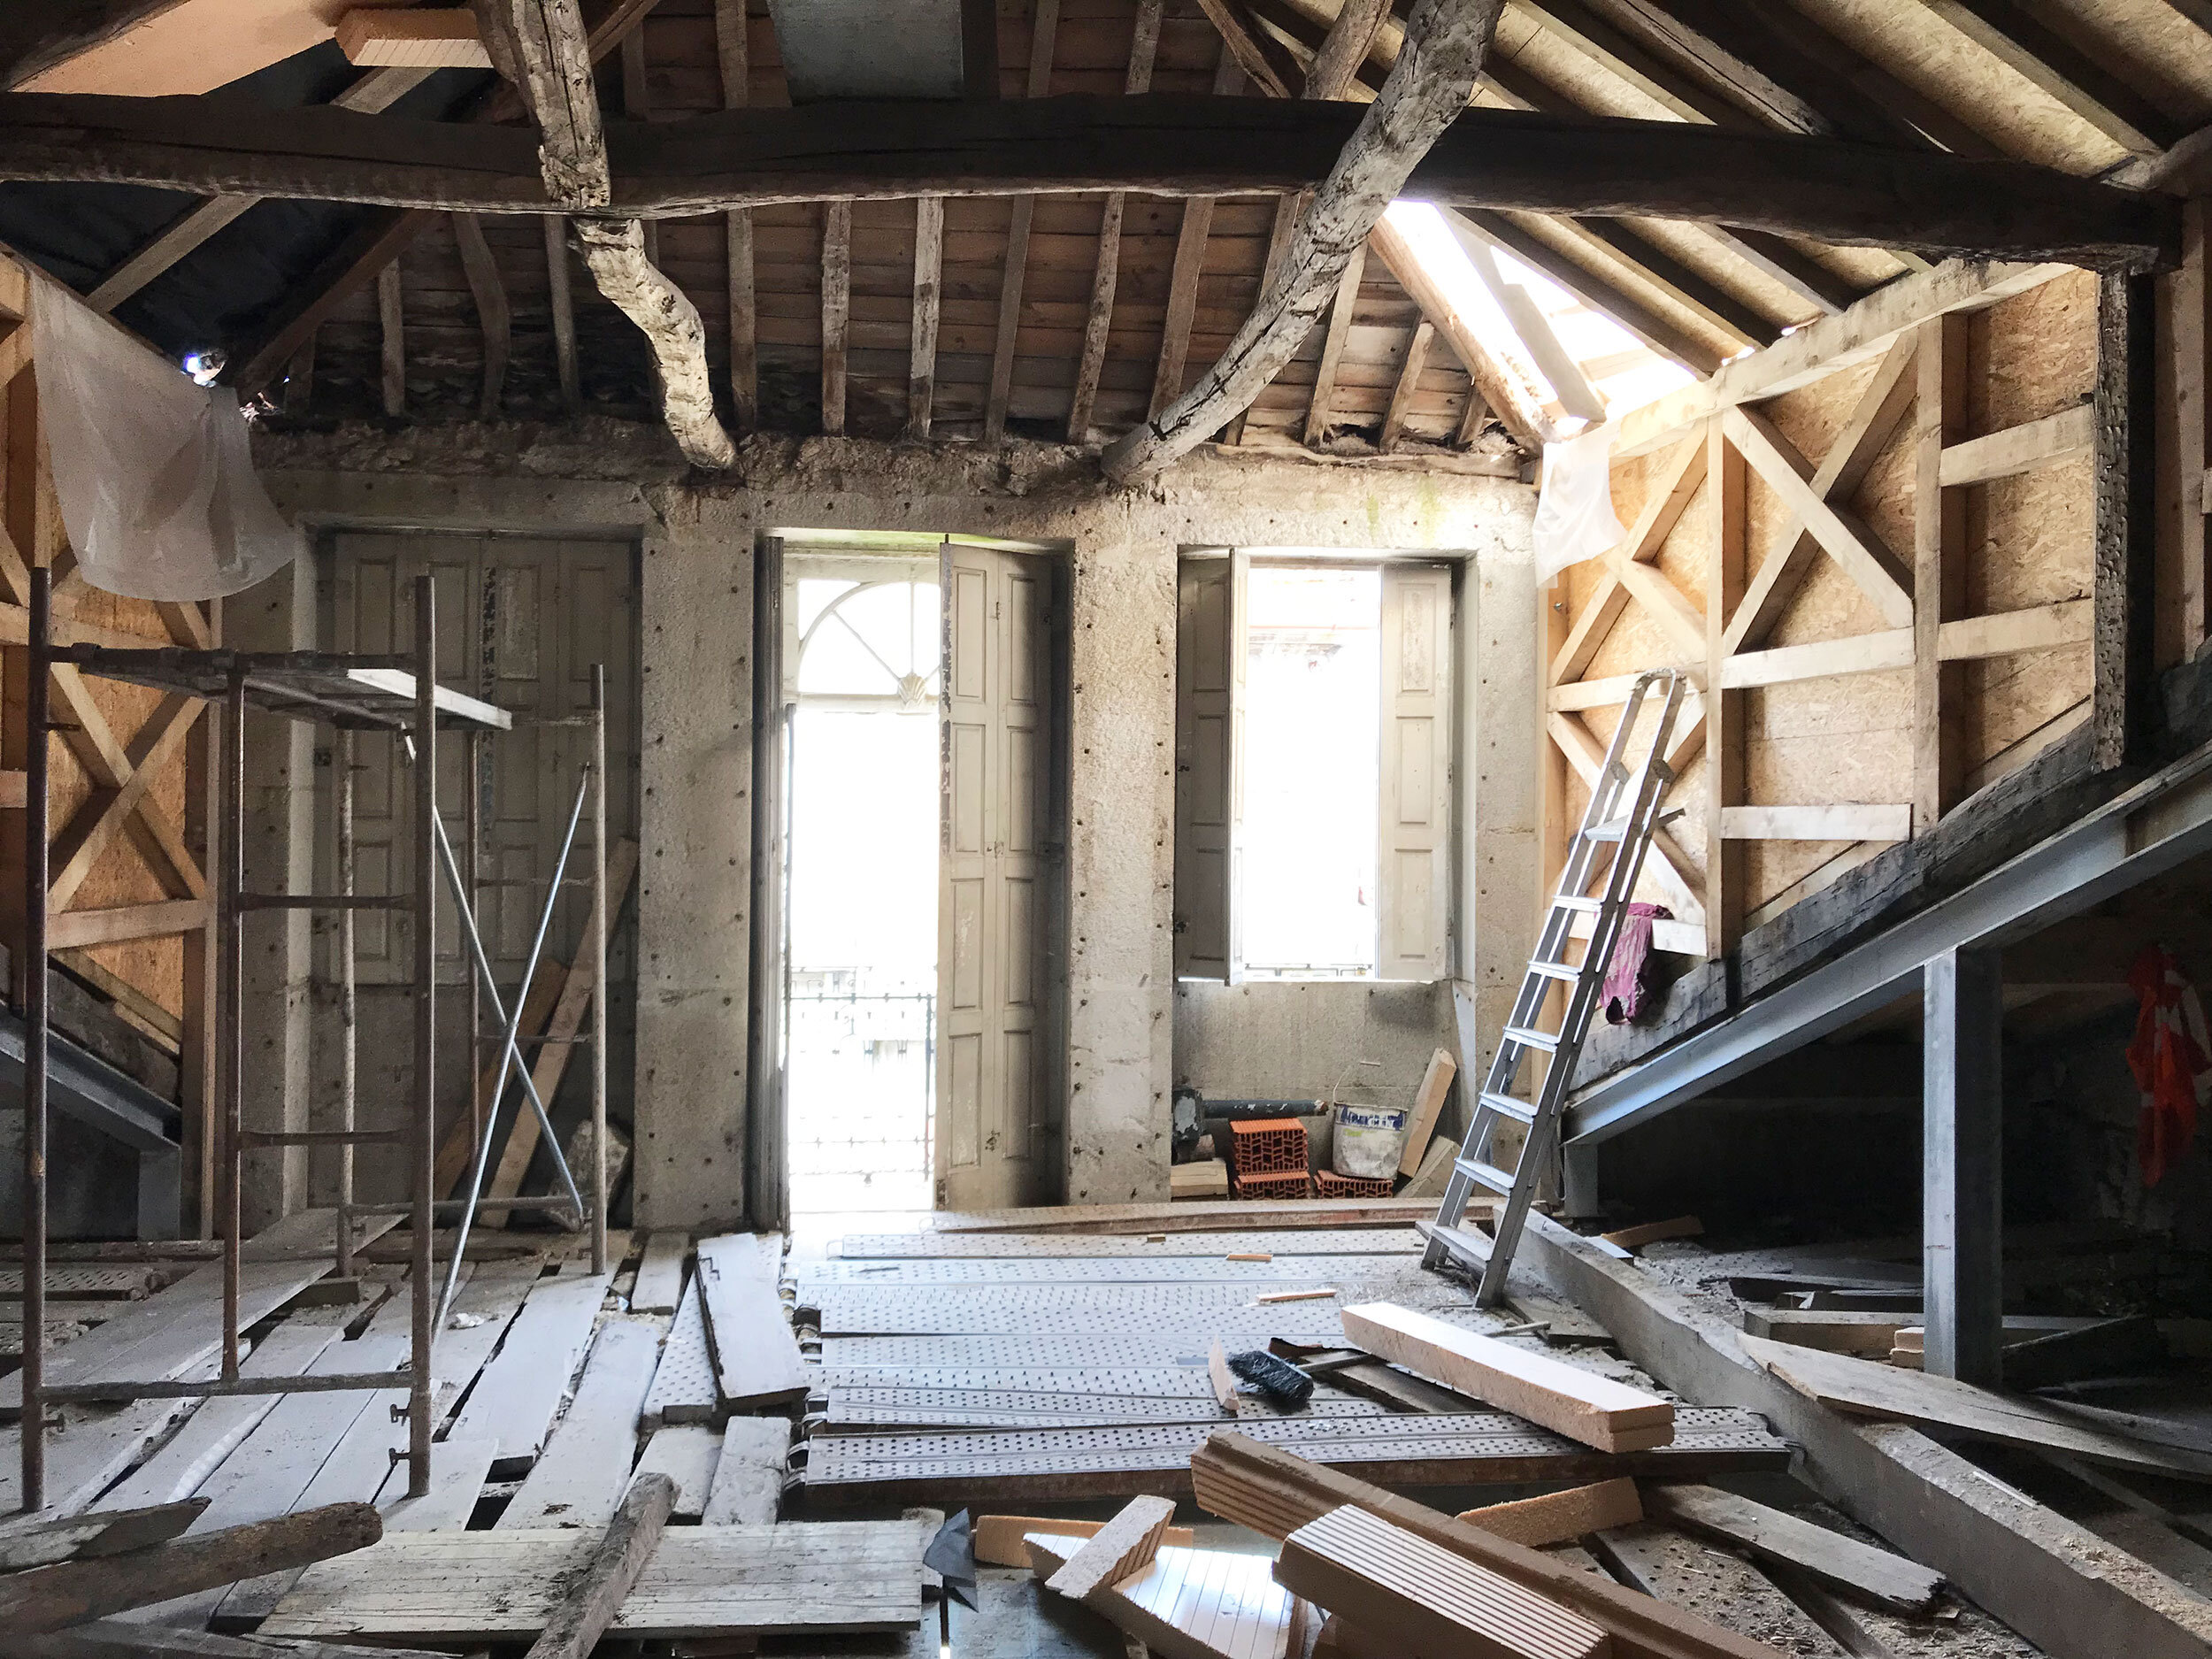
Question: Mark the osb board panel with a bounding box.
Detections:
[1578,265,2106,914]
[1782,0,2132,174]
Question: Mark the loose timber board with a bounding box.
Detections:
[701,1417,791,1525]
[97,1320,346,1509]
[1027,1532,1305,1659]
[696,1235,808,1409]
[802,1409,1788,1503]
[830,1229,1425,1258]
[499,1317,663,1528]
[448,1271,611,1476]
[636,1425,721,1521]
[0,1212,400,1412]
[632,1233,688,1315]
[1739,1335,2212,1477]
[261,1525,923,1640]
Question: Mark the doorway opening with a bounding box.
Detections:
[769,535,1070,1226]
[783,556,941,1219]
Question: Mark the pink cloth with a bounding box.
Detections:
[1601,903,1672,1025]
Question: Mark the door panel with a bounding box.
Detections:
[937,542,1054,1210]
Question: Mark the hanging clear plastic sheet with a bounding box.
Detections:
[1532,424,1624,588]
[29,266,300,601]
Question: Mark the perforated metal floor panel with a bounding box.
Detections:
[812,1276,1453,1335]
[795,1254,1423,1288]
[801,1407,1789,1502]
[828,1230,1425,1259]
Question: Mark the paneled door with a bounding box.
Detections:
[936,542,1053,1210]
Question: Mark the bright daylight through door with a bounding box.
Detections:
[1240,565,1382,978]
[785,563,940,1217]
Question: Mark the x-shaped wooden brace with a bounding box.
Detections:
[1543,434,1709,935]
[0,523,210,916]
[1717,336,1919,653]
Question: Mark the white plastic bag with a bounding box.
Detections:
[30,267,300,601]
[1532,425,1624,587]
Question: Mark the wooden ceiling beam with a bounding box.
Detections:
[481,0,734,465]
[224,0,662,397]
[1378,317,1432,453]
[8,96,2177,267]
[1510,0,1753,129]
[1306,0,1390,103]
[1302,239,1367,448]
[1193,0,1302,98]
[906,194,943,439]
[1102,0,1507,480]
[820,198,849,437]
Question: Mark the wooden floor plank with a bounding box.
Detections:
[635,1425,721,1522]
[98,1319,348,1510]
[700,1417,791,1525]
[260,1525,925,1640]
[1588,1522,1846,1657]
[0,1214,400,1413]
[498,1317,662,1529]
[631,1234,688,1316]
[119,1333,411,1630]
[448,1272,611,1479]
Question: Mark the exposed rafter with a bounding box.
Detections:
[1102,0,1507,480]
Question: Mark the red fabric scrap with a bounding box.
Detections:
[1601,902,1671,1025]
[2125,943,2207,1188]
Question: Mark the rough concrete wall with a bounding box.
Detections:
[1174,981,1451,1109]
[228,555,319,1231]
[260,420,1533,1224]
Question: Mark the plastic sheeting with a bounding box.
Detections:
[29,267,299,602]
[1532,425,1624,587]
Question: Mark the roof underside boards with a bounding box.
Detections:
[0,0,2206,461]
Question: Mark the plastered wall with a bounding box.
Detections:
[261,422,1536,1228]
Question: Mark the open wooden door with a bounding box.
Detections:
[937,542,1054,1210]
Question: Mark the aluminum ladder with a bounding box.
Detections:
[1424,666,1689,1304]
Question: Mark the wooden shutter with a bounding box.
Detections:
[1378,562,1453,981]
[937,541,1051,1210]
[1173,550,1246,981]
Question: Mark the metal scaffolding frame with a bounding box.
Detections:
[19,572,612,1508]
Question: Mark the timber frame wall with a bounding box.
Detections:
[1544,241,2208,1077]
[0,254,220,1235]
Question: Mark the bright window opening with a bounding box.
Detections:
[1239,565,1381,979]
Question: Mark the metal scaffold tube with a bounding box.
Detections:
[20,565,50,1512]
[407,575,436,1498]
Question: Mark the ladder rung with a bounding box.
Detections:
[1553,896,1602,915]
[1501,1025,1560,1053]
[1586,820,1629,841]
[1455,1156,1517,1194]
[1478,1092,1535,1125]
[1527,961,1579,984]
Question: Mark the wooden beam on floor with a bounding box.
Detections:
[1067,0,1163,442]
[1516,1212,2212,1659]
[519,1474,673,1659]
